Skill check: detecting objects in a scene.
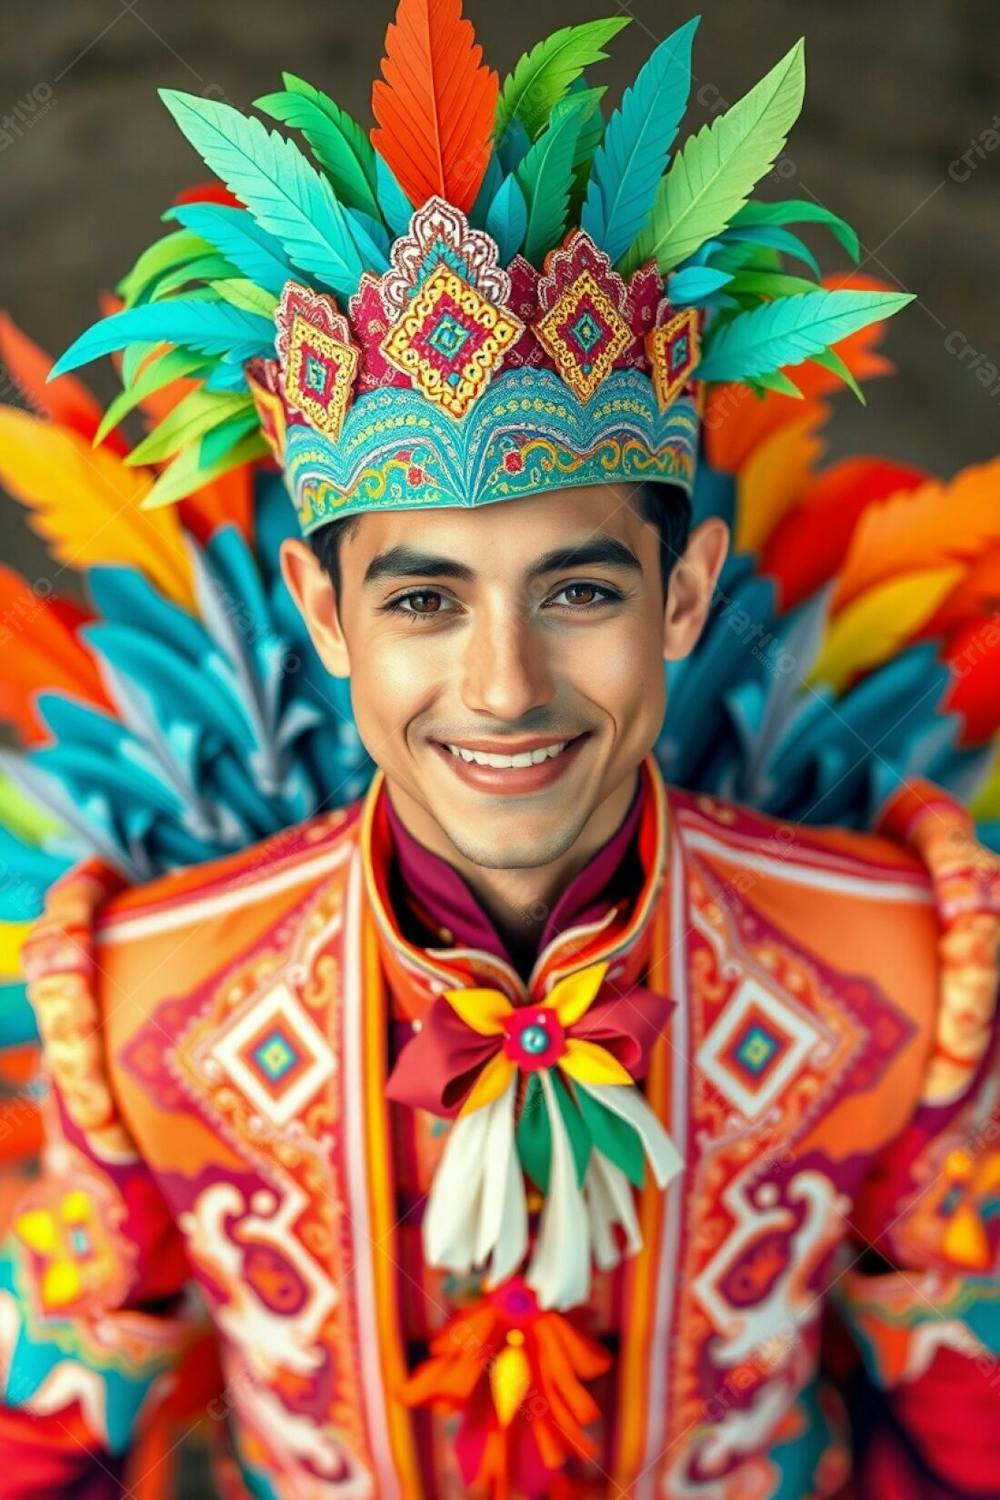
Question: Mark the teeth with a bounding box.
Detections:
[444,740,570,768]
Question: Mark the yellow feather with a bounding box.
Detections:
[0,407,195,610]
[734,410,827,557]
[834,456,1000,608]
[808,566,965,693]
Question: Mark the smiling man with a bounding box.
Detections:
[3,3,1000,1499]
[281,481,727,962]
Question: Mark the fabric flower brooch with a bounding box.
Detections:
[386,958,682,1309]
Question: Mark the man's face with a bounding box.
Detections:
[282,483,727,870]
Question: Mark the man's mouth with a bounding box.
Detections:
[441,736,580,768]
[429,732,591,791]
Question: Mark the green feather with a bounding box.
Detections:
[622,38,806,275]
[210,279,279,317]
[140,431,269,510]
[695,287,914,383]
[93,348,207,448]
[119,230,214,307]
[158,89,370,298]
[723,268,821,302]
[731,197,860,263]
[255,74,379,218]
[125,389,255,467]
[148,255,237,301]
[811,345,867,403]
[515,93,591,263]
[198,409,262,468]
[496,16,629,141]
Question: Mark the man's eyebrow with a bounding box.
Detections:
[362,536,642,587]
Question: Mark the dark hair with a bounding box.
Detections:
[308,481,692,602]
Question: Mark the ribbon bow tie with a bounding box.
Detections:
[386,957,682,1310]
[386,957,673,1119]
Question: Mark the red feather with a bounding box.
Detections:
[761,458,927,611]
[371,0,498,214]
[171,181,244,209]
[0,313,129,457]
[0,566,114,744]
[943,618,1000,746]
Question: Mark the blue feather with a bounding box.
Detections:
[469,154,504,229]
[347,208,391,271]
[164,203,295,294]
[581,16,699,266]
[48,301,275,380]
[497,118,531,176]
[485,175,528,262]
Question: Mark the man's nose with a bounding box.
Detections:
[460,604,555,720]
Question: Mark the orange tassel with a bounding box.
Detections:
[371,0,498,214]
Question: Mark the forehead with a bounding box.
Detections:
[345,483,649,565]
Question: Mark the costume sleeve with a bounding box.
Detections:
[0,860,214,1498]
[832,780,1000,1499]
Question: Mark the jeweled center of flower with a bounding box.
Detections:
[503,1008,565,1069]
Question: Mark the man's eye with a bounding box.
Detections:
[549,582,621,608]
[384,589,451,619]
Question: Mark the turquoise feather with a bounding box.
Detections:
[164,204,296,295]
[158,90,370,298]
[668,266,734,306]
[374,154,415,238]
[581,16,699,267]
[695,288,915,382]
[47,301,275,380]
[485,174,528,262]
[731,198,860,263]
[717,224,821,277]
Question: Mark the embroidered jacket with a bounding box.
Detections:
[1,756,998,1499]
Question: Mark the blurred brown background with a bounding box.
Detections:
[2,1,1000,593]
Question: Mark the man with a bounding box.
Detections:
[1,3,998,1497]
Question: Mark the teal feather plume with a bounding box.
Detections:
[164,204,296,295]
[485,175,528,262]
[581,16,699,267]
[695,287,914,382]
[48,301,275,380]
[158,89,372,299]
[254,74,379,218]
[374,154,415,238]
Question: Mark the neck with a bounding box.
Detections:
[384,768,641,958]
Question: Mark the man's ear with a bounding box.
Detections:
[662,516,730,662]
[279,537,351,678]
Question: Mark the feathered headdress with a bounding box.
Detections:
[48,1,912,535]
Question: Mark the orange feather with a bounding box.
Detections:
[0,312,129,458]
[371,0,498,214]
[0,565,114,743]
[832,457,1000,612]
[761,458,927,611]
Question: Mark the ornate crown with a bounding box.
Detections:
[49,2,912,536]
